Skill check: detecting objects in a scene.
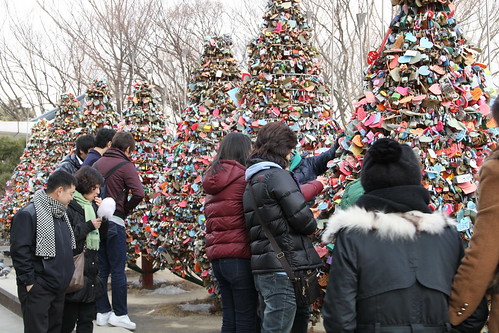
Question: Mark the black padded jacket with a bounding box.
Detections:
[243,160,322,274]
[56,154,82,175]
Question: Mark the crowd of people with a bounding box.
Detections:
[8,97,499,333]
[10,128,144,332]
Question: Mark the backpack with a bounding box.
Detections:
[94,160,130,200]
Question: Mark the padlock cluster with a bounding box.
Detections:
[237,0,338,152]
[118,81,172,267]
[80,79,118,132]
[143,35,244,289]
[0,93,85,236]
[327,0,495,247]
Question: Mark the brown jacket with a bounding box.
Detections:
[449,149,499,332]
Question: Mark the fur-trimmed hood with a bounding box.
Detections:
[322,206,456,243]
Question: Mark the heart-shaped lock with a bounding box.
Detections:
[419,37,434,49]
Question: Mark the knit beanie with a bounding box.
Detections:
[361,138,422,193]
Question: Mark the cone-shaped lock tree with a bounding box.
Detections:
[0,119,49,238]
[80,79,119,133]
[326,0,496,245]
[238,0,339,141]
[118,80,171,270]
[150,35,244,289]
[238,0,340,217]
[0,93,83,239]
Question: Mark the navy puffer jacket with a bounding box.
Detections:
[243,159,322,274]
[202,160,251,260]
[292,141,339,184]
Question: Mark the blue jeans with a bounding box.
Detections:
[96,222,128,316]
[212,258,260,333]
[254,272,296,333]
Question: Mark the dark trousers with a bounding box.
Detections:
[96,222,128,315]
[291,305,310,333]
[61,301,96,333]
[17,283,65,333]
[212,258,261,333]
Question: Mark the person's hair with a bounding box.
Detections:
[111,131,135,152]
[46,170,78,194]
[492,98,499,126]
[208,133,252,174]
[75,166,104,195]
[75,134,95,157]
[250,122,297,168]
[95,128,117,149]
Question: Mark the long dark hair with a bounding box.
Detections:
[208,132,252,174]
[250,122,297,168]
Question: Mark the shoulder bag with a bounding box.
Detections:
[66,249,85,293]
[248,184,321,306]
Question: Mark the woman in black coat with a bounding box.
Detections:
[243,122,322,333]
[321,139,486,332]
[61,166,107,333]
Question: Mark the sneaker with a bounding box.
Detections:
[109,313,136,331]
[96,311,112,326]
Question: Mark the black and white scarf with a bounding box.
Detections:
[33,189,76,257]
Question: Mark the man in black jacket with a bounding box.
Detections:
[10,170,77,333]
[56,134,95,174]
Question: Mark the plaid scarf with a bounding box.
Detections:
[33,189,76,257]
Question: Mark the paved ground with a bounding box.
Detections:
[0,245,326,332]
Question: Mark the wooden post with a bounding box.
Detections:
[141,253,154,289]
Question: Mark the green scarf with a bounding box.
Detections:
[74,191,100,250]
[289,150,302,171]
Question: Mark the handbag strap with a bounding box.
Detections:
[248,183,296,280]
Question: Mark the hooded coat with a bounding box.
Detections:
[322,206,463,332]
[202,160,251,260]
[243,159,322,274]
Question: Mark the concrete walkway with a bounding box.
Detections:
[0,246,327,332]
[0,248,129,332]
